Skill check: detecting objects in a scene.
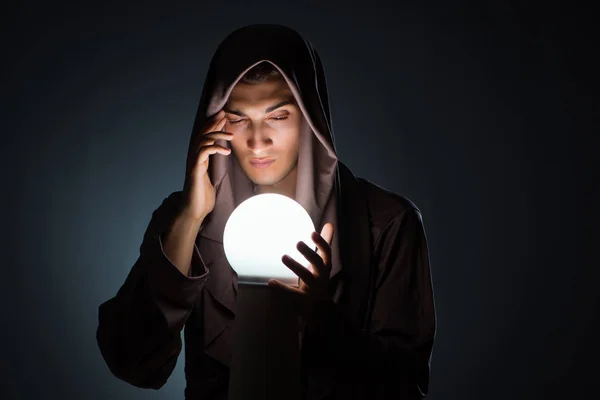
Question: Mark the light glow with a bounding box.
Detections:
[223,193,315,285]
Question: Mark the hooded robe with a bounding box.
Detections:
[97,24,436,400]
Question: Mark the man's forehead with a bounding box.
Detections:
[227,79,295,105]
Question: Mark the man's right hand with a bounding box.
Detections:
[182,110,233,221]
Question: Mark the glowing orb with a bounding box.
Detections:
[223,193,315,285]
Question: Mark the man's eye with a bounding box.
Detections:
[271,116,288,121]
[229,119,246,125]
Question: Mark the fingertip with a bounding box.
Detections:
[211,111,224,122]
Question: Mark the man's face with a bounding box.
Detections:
[224,78,301,188]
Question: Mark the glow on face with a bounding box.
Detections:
[224,78,302,188]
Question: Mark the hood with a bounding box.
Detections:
[187,24,341,285]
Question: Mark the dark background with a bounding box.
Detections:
[2,0,597,399]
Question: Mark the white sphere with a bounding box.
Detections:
[223,193,315,285]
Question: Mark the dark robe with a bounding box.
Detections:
[96,24,436,400]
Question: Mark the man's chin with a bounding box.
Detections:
[249,176,280,187]
[242,162,296,189]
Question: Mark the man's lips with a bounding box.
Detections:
[249,158,275,168]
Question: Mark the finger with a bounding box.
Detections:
[209,109,226,120]
[193,133,233,158]
[282,255,317,287]
[311,235,331,272]
[320,222,334,246]
[208,109,225,119]
[312,223,333,267]
[296,241,325,276]
[268,279,304,294]
[197,144,231,164]
[205,111,226,134]
[297,277,308,292]
[197,132,234,148]
[215,117,227,132]
[191,118,228,152]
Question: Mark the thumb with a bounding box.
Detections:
[320,222,334,246]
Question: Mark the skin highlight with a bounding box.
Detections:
[224,77,301,199]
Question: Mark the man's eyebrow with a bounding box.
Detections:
[223,108,245,117]
[224,99,295,117]
[265,99,295,113]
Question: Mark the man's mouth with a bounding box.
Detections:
[249,158,275,169]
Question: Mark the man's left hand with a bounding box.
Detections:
[268,222,334,320]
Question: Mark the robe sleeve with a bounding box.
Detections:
[303,207,436,398]
[96,192,210,389]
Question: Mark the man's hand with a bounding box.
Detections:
[268,222,335,321]
[182,110,234,221]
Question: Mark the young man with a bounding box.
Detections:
[97,24,436,399]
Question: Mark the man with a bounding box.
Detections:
[97,24,436,399]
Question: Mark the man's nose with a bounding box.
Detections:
[246,126,273,151]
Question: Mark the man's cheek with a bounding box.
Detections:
[229,139,242,153]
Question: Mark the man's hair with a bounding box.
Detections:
[240,62,283,84]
